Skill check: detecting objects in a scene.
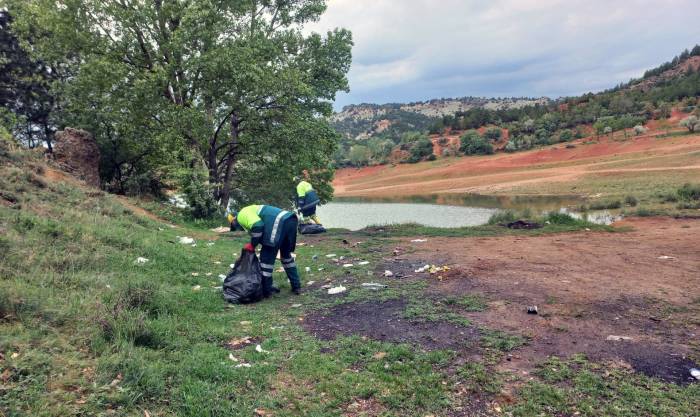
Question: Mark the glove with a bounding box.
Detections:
[243,243,255,252]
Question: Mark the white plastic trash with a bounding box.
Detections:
[177,236,195,245]
[358,261,370,265]
[327,286,347,294]
[383,270,394,277]
[135,257,149,264]
[343,264,354,268]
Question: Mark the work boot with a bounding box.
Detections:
[270,286,281,294]
[292,287,301,295]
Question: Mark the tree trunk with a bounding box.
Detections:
[218,113,239,207]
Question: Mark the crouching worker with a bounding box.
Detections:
[228,205,301,296]
[295,172,321,224]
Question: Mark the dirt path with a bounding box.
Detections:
[400,217,700,382]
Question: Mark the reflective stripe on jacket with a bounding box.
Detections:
[239,205,294,247]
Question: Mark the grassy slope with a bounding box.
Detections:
[1,144,698,416]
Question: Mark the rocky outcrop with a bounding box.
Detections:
[52,128,100,187]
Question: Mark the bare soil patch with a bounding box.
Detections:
[302,299,480,351]
[400,217,700,383]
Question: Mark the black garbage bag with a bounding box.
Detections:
[222,249,264,304]
[299,223,326,234]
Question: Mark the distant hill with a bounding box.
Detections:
[332,97,549,140]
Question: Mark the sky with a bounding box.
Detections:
[305,0,700,109]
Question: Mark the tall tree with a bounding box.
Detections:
[10,0,352,207]
[0,11,56,150]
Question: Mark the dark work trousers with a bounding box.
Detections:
[259,216,300,295]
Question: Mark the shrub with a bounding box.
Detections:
[544,212,580,225]
[588,199,622,210]
[488,210,518,225]
[623,195,638,207]
[484,127,502,141]
[680,115,699,133]
[460,131,494,155]
[407,137,434,163]
[505,141,517,153]
[677,183,700,200]
[180,171,218,219]
[633,125,648,135]
[558,129,573,142]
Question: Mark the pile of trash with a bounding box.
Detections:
[414,264,451,274]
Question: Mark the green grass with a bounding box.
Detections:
[509,355,700,417]
[1,143,696,416]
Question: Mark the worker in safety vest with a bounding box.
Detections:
[227,205,301,296]
[295,170,321,224]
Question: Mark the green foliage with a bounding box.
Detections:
[558,129,573,142]
[587,199,622,210]
[180,170,219,219]
[488,210,518,225]
[624,195,638,206]
[677,183,700,200]
[407,136,434,163]
[483,127,502,141]
[348,144,371,166]
[680,115,700,132]
[10,0,351,205]
[460,130,494,155]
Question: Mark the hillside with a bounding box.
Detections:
[334,110,700,210]
[332,97,549,140]
[332,45,700,168]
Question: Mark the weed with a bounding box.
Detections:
[588,199,622,210]
[677,183,700,201]
[624,195,638,206]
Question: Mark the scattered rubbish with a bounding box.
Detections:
[235,363,252,368]
[239,321,252,326]
[228,354,239,362]
[362,282,387,291]
[276,267,284,272]
[105,284,111,289]
[169,194,188,208]
[297,242,307,247]
[414,264,431,273]
[690,368,700,380]
[312,254,318,261]
[373,352,387,360]
[214,261,222,264]
[358,261,370,265]
[327,286,347,294]
[506,220,542,230]
[325,254,337,258]
[206,242,215,247]
[657,255,676,260]
[411,239,428,243]
[191,272,199,277]
[10,352,19,359]
[218,274,227,281]
[606,335,633,341]
[255,344,269,354]
[191,243,197,247]
[428,265,450,274]
[305,267,311,272]
[342,239,349,245]
[211,226,229,233]
[230,263,235,268]
[206,272,212,276]
[225,336,255,349]
[135,257,149,264]
[384,363,390,369]
[339,256,345,260]
[343,263,354,268]
[318,268,324,271]
[307,281,316,286]
[527,306,538,315]
[192,285,201,291]
[270,326,284,330]
[383,270,394,277]
[177,236,195,245]
[291,303,302,308]
[254,409,269,417]
[321,284,332,289]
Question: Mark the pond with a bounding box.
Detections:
[316,194,619,230]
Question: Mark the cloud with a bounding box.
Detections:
[305,0,700,108]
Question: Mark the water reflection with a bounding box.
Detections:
[335,193,585,211]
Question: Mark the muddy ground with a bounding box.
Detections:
[303,217,700,384]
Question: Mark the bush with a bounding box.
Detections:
[588,199,622,210]
[677,183,700,200]
[180,171,218,219]
[484,127,502,141]
[488,210,518,225]
[633,125,648,135]
[460,131,494,155]
[505,141,517,153]
[407,137,434,163]
[680,115,699,133]
[544,212,580,225]
[558,129,573,142]
[623,195,638,207]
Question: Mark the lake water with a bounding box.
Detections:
[316,194,619,230]
[317,202,498,230]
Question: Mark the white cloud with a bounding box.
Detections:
[306,0,700,107]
